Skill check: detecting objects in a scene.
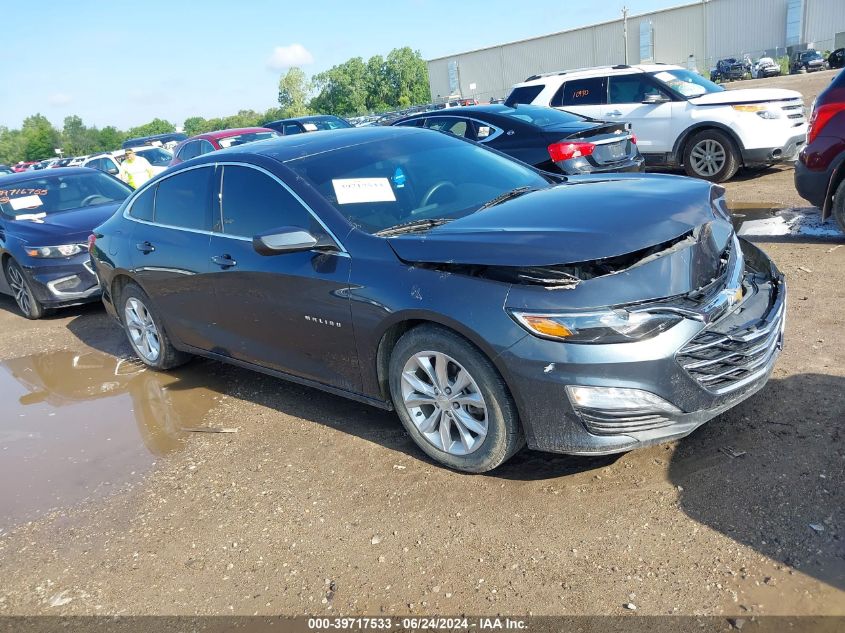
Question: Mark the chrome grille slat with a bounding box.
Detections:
[677,294,784,394]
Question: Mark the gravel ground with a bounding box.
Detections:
[0,72,842,618]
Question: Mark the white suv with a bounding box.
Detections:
[506,63,807,182]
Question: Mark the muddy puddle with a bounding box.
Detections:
[0,349,229,528]
[728,202,844,239]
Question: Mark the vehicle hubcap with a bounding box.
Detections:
[124,297,161,363]
[400,351,488,456]
[690,139,727,177]
[7,265,31,316]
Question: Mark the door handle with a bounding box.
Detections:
[606,110,623,117]
[135,241,155,254]
[211,254,237,268]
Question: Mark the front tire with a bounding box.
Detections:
[683,129,740,182]
[389,325,524,473]
[4,259,45,319]
[119,282,190,370]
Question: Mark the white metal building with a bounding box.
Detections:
[427,0,845,102]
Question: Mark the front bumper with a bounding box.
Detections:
[499,239,785,455]
[741,132,807,165]
[21,257,101,307]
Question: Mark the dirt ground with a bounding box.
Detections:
[0,72,843,618]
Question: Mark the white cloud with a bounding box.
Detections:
[266,43,313,72]
[48,92,73,106]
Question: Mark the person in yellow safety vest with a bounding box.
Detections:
[118,148,154,189]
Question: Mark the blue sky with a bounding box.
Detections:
[2,0,683,130]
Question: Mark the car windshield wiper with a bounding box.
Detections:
[476,186,540,211]
[374,218,453,237]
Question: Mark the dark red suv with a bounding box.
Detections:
[795,70,845,231]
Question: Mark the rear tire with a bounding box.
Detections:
[832,178,845,234]
[389,325,524,473]
[4,259,45,319]
[119,282,190,370]
[683,129,740,182]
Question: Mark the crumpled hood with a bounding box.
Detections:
[9,203,121,245]
[387,175,725,267]
[689,88,802,106]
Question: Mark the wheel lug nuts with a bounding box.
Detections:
[452,402,459,409]
[445,388,451,395]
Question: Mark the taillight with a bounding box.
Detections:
[630,133,637,144]
[87,234,97,252]
[808,102,845,143]
[548,141,595,162]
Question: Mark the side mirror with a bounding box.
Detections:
[253,227,335,256]
[642,93,669,104]
[107,166,119,175]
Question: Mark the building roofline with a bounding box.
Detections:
[425,0,702,63]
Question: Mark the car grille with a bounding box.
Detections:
[577,409,674,435]
[781,100,805,125]
[677,298,784,395]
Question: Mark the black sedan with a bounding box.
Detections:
[263,115,352,135]
[392,104,643,175]
[90,127,784,472]
[1,168,132,318]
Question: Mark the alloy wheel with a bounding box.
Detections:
[7,264,32,317]
[124,297,161,363]
[689,138,727,177]
[400,351,488,455]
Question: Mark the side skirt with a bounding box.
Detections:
[178,343,395,411]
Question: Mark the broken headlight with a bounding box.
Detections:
[511,309,682,344]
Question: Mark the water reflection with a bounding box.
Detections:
[0,350,226,526]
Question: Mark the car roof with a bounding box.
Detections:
[190,127,276,141]
[267,115,344,125]
[513,63,682,87]
[0,167,95,186]
[203,126,425,164]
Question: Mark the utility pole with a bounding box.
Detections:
[622,6,629,64]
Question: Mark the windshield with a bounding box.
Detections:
[650,69,724,97]
[134,147,173,166]
[286,130,550,234]
[217,131,278,148]
[497,104,586,126]
[802,51,822,60]
[0,172,131,218]
[305,117,352,131]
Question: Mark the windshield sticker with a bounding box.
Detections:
[302,123,319,132]
[9,195,44,211]
[218,138,236,148]
[332,178,396,204]
[477,126,492,138]
[392,167,406,189]
[653,71,677,82]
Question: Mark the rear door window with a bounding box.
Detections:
[128,185,155,222]
[153,167,213,230]
[283,123,302,135]
[505,84,544,106]
[551,77,607,107]
[424,117,477,140]
[178,141,200,161]
[608,75,666,104]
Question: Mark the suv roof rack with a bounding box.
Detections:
[611,64,631,69]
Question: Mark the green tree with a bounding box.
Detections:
[0,127,26,165]
[183,116,208,136]
[127,118,175,139]
[384,47,430,108]
[277,67,311,117]
[62,115,102,156]
[310,57,368,116]
[364,55,390,112]
[21,114,60,161]
[98,126,125,151]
